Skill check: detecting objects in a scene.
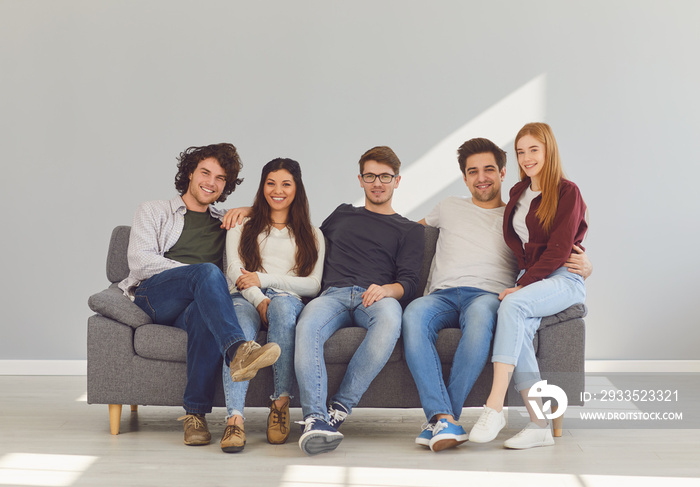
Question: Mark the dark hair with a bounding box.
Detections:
[239,158,318,277]
[358,146,401,174]
[457,138,506,174]
[174,143,243,202]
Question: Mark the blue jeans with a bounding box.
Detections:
[295,286,402,421]
[492,266,586,391]
[403,287,500,421]
[133,264,246,414]
[223,290,304,419]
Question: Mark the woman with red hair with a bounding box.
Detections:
[469,122,588,449]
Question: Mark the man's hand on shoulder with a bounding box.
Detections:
[565,245,593,279]
[361,283,404,307]
[221,206,252,230]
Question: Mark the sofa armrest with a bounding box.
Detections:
[540,303,587,329]
[88,284,152,328]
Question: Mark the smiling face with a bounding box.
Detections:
[263,169,296,215]
[463,152,505,208]
[183,157,227,211]
[358,159,400,213]
[516,134,545,188]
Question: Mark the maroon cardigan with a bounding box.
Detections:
[503,178,587,287]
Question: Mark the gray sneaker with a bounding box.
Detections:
[229,341,281,382]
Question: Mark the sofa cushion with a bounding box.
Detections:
[107,225,131,283]
[433,303,586,363]
[541,303,587,327]
[323,328,402,364]
[88,285,153,328]
[134,324,187,362]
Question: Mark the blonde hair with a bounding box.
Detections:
[515,122,563,234]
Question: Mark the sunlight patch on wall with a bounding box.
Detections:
[354,74,546,215]
[0,453,97,487]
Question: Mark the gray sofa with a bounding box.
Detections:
[88,225,586,436]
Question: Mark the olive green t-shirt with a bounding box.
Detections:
[164,209,226,270]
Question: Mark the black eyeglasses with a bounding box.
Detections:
[361,173,397,184]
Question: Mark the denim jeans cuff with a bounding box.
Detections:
[491,354,517,366]
[514,377,542,393]
[223,338,247,366]
[270,393,294,402]
[184,403,213,415]
[426,410,454,423]
[225,410,245,422]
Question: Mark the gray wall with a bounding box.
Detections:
[1,1,698,361]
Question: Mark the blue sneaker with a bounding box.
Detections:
[415,422,437,447]
[298,418,343,456]
[428,418,468,452]
[327,401,349,430]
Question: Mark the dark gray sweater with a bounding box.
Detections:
[320,204,425,304]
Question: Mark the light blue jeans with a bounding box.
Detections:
[294,286,402,421]
[492,266,586,391]
[223,289,304,419]
[403,287,500,421]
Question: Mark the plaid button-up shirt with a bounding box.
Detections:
[118,196,228,297]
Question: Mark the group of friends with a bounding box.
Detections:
[118,122,591,456]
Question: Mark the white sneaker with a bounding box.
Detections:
[468,405,506,443]
[504,422,554,449]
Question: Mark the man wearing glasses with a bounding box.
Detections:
[295,146,425,456]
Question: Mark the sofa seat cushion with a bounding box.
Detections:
[132,325,401,366]
[323,328,402,364]
[88,284,153,328]
[434,303,587,364]
[134,324,187,362]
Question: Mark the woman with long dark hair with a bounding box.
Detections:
[220,158,324,453]
[469,122,588,449]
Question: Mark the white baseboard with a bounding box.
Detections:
[584,360,700,373]
[0,359,699,376]
[0,360,87,375]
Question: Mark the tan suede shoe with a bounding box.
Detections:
[177,414,211,446]
[221,424,246,453]
[229,341,281,382]
[267,400,291,444]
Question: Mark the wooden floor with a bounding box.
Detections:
[1,376,699,487]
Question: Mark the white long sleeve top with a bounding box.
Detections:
[225,221,325,308]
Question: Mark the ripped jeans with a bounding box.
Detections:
[223,289,304,419]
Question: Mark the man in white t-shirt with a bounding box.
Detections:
[403,138,591,452]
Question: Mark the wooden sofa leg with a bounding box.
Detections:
[130,405,138,413]
[109,404,122,435]
[551,404,563,437]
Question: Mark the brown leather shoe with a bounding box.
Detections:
[177,414,211,446]
[221,424,246,453]
[267,399,291,444]
[229,341,281,382]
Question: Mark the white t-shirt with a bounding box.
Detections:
[424,196,518,294]
[512,185,540,247]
